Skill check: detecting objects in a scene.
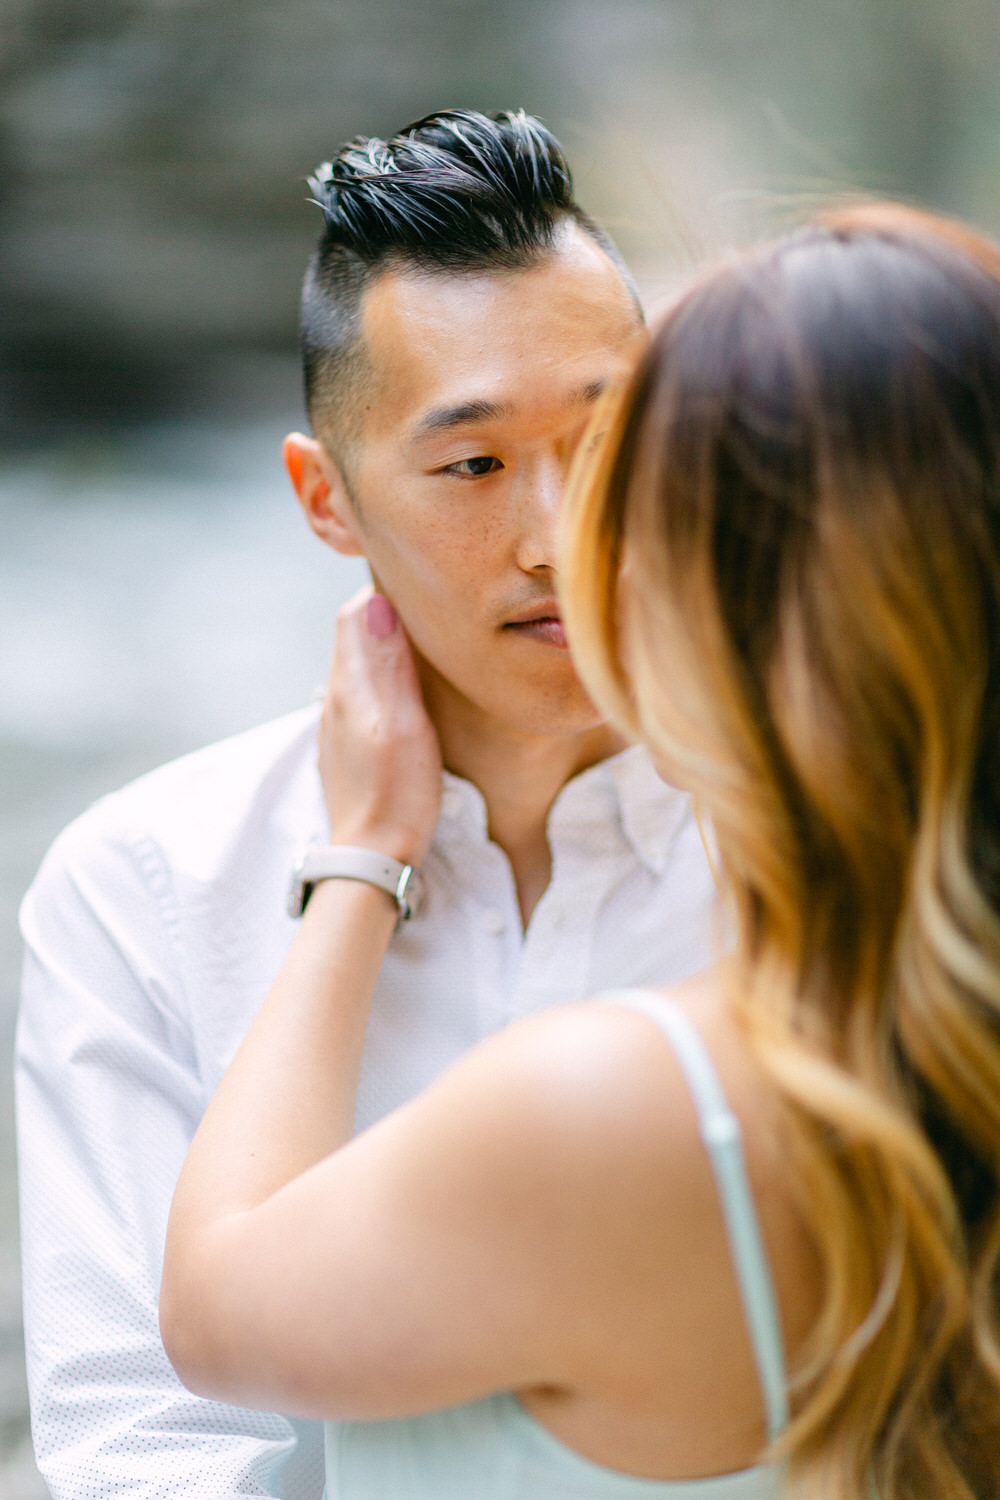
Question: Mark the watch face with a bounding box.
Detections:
[286,870,306,919]
[286,850,313,917]
[287,845,424,923]
[397,866,424,921]
[286,846,318,918]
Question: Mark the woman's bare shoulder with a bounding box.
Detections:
[448,965,771,1147]
[421,967,820,1361]
[414,966,777,1219]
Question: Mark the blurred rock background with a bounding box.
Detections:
[2,1,1000,1493]
[5,0,1000,447]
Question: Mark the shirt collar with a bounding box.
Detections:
[438,744,691,877]
[607,744,692,875]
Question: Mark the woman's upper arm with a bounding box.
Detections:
[163,1004,697,1420]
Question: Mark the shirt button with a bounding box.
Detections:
[441,788,463,819]
[480,907,506,935]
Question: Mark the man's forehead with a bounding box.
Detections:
[358,235,641,433]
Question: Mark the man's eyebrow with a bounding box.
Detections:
[415,399,513,436]
[413,381,608,439]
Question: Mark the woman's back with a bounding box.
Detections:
[324,980,817,1496]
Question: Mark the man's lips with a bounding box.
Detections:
[502,605,568,649]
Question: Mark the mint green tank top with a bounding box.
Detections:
[324,991,787,1498]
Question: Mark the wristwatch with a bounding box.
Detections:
[287,843,424,927]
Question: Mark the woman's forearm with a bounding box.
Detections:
[162,588,442,1379]
[170,876,397,1228]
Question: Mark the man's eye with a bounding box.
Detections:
[445,456,503,477]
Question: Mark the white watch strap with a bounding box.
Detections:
[303,845,406,896]
[287,844,423,922]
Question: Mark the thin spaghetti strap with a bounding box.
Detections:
[602,989,789,1443]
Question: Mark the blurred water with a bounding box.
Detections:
[0,419,368,1494]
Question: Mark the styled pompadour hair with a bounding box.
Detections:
[300,108,636,451]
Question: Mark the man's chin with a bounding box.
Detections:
[413,643,610,742]
[489,685,612,741]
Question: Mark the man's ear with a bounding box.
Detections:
[283,433,365,558]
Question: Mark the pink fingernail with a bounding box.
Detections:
[366,594,397,638]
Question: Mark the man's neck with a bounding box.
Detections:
[419,666,625,928]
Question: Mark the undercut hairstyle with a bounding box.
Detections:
[300,108,638,455]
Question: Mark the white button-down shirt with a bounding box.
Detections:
[16,704,718,1499]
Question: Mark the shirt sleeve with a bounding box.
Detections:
[16,803,324,1499]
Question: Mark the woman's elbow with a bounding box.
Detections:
[159,1239,245,1400]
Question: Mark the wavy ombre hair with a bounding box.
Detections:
[564,204,1000,1498]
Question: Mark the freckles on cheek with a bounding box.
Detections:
[381,519,493,596]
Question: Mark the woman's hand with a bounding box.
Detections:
[319,587,443,868]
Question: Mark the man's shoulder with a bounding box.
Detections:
[33,704,322,892]
[112,702,322,816]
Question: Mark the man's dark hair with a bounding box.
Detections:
[301,108,638,454]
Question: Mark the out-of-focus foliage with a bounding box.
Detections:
[3,0,1000,443]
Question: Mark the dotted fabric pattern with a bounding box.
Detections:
[17,707,718,1497]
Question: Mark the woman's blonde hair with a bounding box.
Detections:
[564,204,1000,1498]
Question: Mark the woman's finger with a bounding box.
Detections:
[365,593,397,638]
[319,586,443,866]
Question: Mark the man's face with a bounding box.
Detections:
[306,223,642,739]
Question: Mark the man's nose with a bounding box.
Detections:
[515,455,564,573]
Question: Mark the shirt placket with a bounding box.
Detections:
[513,848,618,1015]
[436,780,522,1038]
[470,840,523,1030]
